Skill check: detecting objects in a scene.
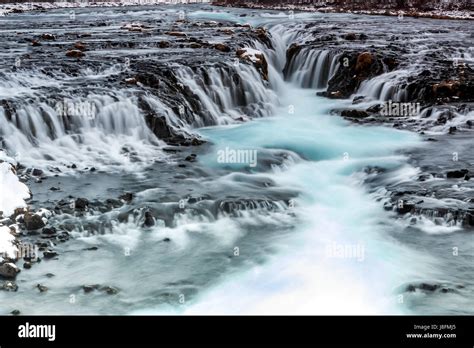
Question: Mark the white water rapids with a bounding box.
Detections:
[0,6,472,315]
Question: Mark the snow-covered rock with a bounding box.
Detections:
[0,151,31,262]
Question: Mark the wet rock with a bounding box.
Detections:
[285,43,301,63]
[31,168,44,177]
[321,51,385,99]
[36,284,48,292]
[446,169,469,179]
[41,33,56,40]
[124,77,137,85]
[23,212,45,230]
[340,109,369,118]
[74,198,89,210]
[83,284,100,293]
[185,154,197,162]
[0,262,20,279]
[1,281,18,292]
[119,192,133,203]
[219,28,234,35]
[214,43,231,52]
[165,31,187,37]
[344,33,357,40]
[159,40,171,48]
[31,40,41,47]
[405,282,459,294]
[355,52,374,75]
[43,250,58,259]
[11,309,20,315]
[396,200,416,214]
[42,227,57,235]
[23,262,32,269]
[142,211,155,228]
[74,41,87,51]
[66,49,85,58]
[101,286,119,295]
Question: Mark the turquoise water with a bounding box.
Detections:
[153,86,428,314]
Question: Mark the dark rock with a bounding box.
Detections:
[42,227,57,235]
[165,31,187,37]
[66,49,85,58]
[41,33,56,40]
[83,284,100,293]
[0,263,20,279]
[214,43,231,52]
[74,198,89,210]
[43,250,58,259]
[159,40,171,48]
[74,41,87,51]
[23,212,45,230]
[396,200,415,214]
[340,109,369,118]
[143,211,155,227]
[10,309,20,315]
[23,262,32,269]
[37,284,48,292]
[119,192,133,203]
[101,286,119,295]
[344,33,357,40]
[446,169,469,179]
[185,154,197,162]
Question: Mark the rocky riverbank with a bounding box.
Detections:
[212,0,473,20]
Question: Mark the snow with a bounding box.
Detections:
[0,0,212,16]
[238,47,263,63]
[0,152,31,261]
[0,226,16,260]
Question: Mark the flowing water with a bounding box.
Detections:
[0,5,472,315]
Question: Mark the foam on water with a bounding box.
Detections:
[131,83,433,315]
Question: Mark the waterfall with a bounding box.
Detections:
[174,63,278,126]
[284,48,340,89]
[0,71,167,173]
[357,70,411,102]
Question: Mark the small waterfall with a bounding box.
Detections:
[415,106,474,133]
[357,70,411,102]
[174,63,279,125]
[0,84,166,173]
[284,48,340,89]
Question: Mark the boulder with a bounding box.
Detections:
[74,198,89,210]
[66,49,85,58]
[23,212,45,230]
[214,43,231,52]
[0,263,20,279]
[446,169,469,179]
